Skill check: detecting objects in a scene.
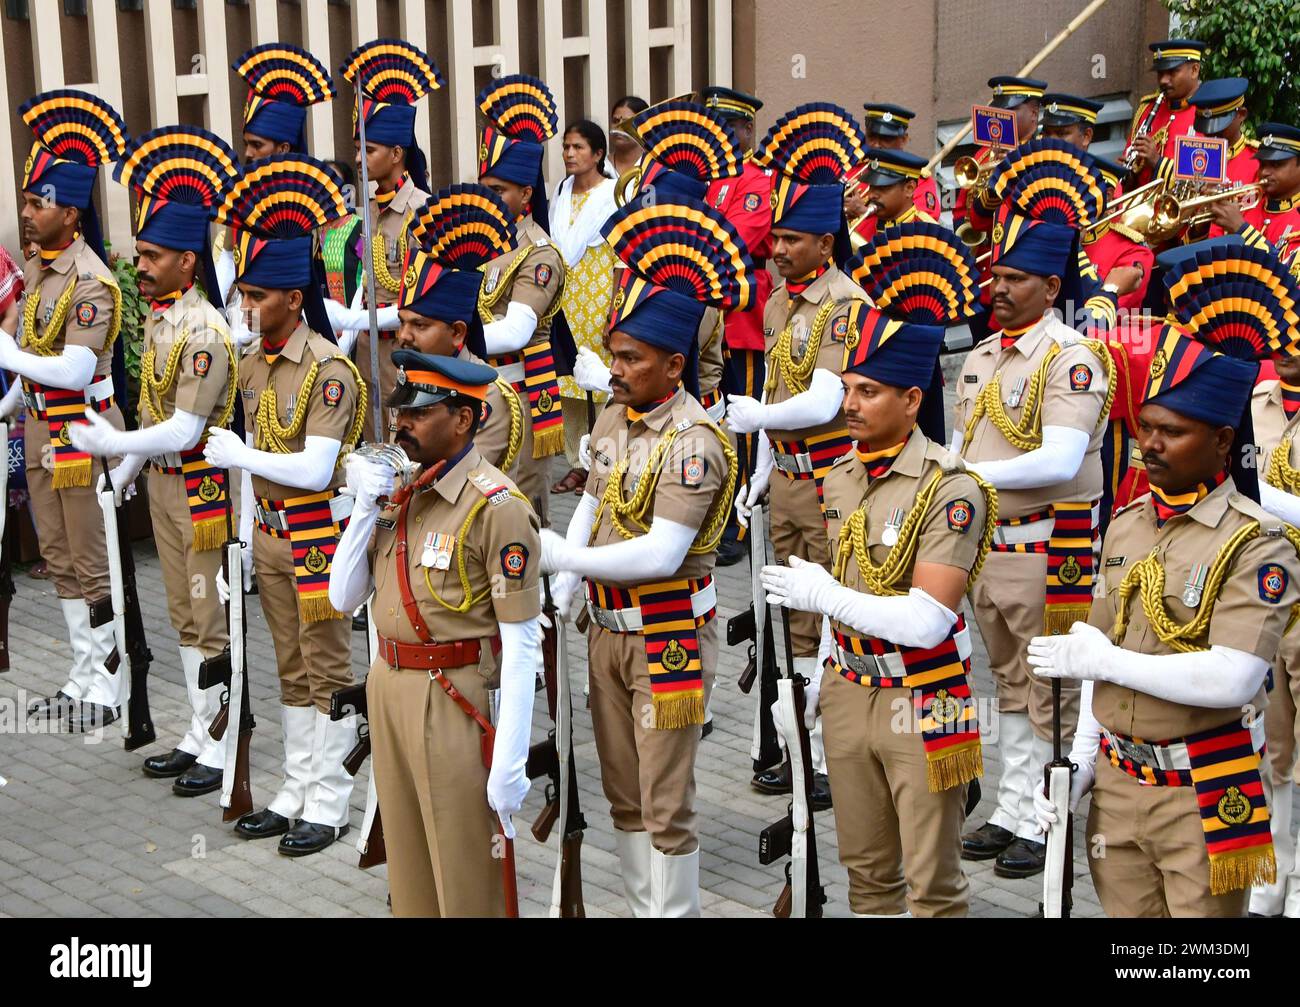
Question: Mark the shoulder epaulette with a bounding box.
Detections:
[1113,494,1150,518]
[468,468,516,506]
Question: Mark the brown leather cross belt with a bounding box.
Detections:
[376,633,480,671]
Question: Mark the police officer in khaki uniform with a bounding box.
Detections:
[329,351,541,917]
[333,39,442,442]
[763,300,994,917]
[728,103,869,799]
[390,183,524,474]
[541,195,748,916]
[1032,326,1296,917]
[475,75,566,520]
[1,90,129,731]
[1248,354,1300,916]
[70,126,240,792]
[955,207,1113,877]
[205,155,364,855]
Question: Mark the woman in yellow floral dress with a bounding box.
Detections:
[549,120,617,493]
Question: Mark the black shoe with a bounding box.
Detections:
[716,537,746,568]
[994,837,1047,878]
[752,761,792,795]
[810,772,832,811]
[143,748,198,779]
[234,809,292,840]
[27,691,76,722]
[172,763,223,797]
[961,822,1014,861]
[66,701,119,733]
[279,821,350,857]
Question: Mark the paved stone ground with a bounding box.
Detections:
[1,456,1293,918]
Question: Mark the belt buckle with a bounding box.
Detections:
[773,452,797,474]
[1117,736,1157,767]
[22,390,38,412]
[590,604,623,633]
[380,637,401,668]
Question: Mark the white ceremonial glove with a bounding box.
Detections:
[578,433,592,471]
[216,547,253,605]
[1032,760,1096,834]
[539,527,574,575]
[0,329,19,369]
[486,760,530,841]
[726,394,766,435]
[573,347,612,394]
[100,459,143,505]
[225,296,258,350]
[203,426,249,471]
[761,555,838,613]
[69,409,126,458]
[770,681,820,740]
[549,571,583,622]
[343,454,395,514]
[1026,622,1117,683]
[734,435,774,529]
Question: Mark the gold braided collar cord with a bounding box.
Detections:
[961,337,1116,454]
[496,375,524,471]
[422,486,532,613]
[591,419,738,556]
[832,467,999,596]
[1266,435,1300,495]
[477,244,567,327]
[21,273,122,359]
[140,323,239,429]
[372,223,410,295]
[764,298,838,398]
[254,352,367,464]
[1112,522,1260,652]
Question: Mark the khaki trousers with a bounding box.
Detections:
[587,618,716,854]
[252,528,353,713]
[820,669,970,916]
[768,473,830,657]
[968,549,1079,742]
[1087,754,1248,917]
[26,462,110,602]
[148,469,227,656]
[367,658,505,918]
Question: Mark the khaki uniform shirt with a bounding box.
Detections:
[954,313,1109,519]
[1088,479,1299,739]
[369,447,540,662]
[1251,380,1300,474]
[480,215,564,350]
[19,237,118,378]
[585,386,731,586]
[697,306,724,399]
[762,264,864,445]
[238,320,360,502]
[370,175,429,307]
[139,285,234,434]
[822,432,988,606]
[460,343,518,473]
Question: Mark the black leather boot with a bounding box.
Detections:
[961,822,1014,860]
[234,809,292,840]
[172,763,223,797]
[994,837,1047,878]
[279,821,350,857]
[143,748,198,779]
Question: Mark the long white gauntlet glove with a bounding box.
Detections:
[486,617,541,838]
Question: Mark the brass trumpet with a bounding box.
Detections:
[956,220,987,249]
[954,155,995,191]
[1144,183,1264,243]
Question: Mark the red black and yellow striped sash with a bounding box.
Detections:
[256,489,349,622]
[491,343,563,459]
[586,576,715,730]
[24,377,115,490]
[1100,721,1274,894]
[769,429,853,512]
[831,615,982,791]
[150,443,228,551]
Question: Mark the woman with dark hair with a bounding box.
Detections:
[549,119,617,494]
[609,95,648,178]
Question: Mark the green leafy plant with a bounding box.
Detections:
[106,246,144,428]
[1163,1,1300,129]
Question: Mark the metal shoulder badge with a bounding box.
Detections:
[469,469,512,506]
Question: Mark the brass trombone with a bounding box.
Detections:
[954,155,996,191]
[1145,182,1264,243]
[1084,177,1167,235]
